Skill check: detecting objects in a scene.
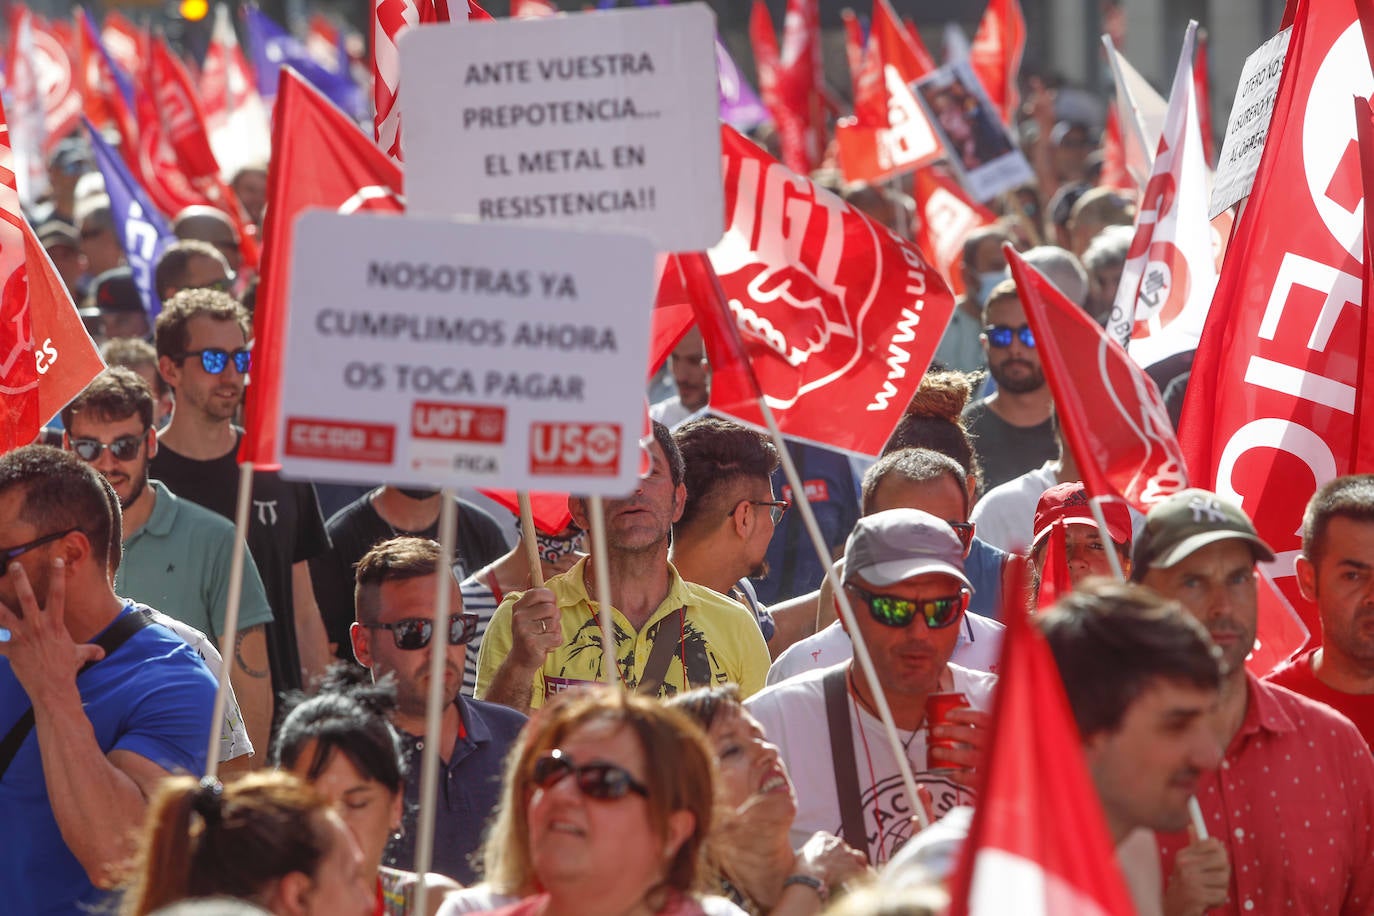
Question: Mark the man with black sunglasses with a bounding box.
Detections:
[745,509,995,865]
[961,278,1057,492]
[61,368,276,760]
[350,537,525,884]
[153,290,333,703]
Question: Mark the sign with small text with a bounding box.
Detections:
[277,210,656,494]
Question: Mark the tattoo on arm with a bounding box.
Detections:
[235,625,270,679]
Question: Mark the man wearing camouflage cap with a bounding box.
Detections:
[1134,489,1374,915]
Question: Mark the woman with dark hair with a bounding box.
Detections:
[440,686,741,916]
[667,686,869,915]
[271,668,461,915]
[121,771,372,916]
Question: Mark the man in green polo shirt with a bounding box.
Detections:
[62,368,275,760]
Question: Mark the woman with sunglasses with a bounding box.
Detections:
[272,668,461,915]
[668,686,871,915]
[439,687,745,916]
[121,771,373,916]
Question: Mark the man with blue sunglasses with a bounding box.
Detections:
[962,278,1057,492]
[152,290,333,706]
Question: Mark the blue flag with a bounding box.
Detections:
[245,7,366,121]
[85,118,177,319]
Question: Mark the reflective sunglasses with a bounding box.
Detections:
[946,521,975,550]
[1,527,81,567]
[70,433,147,462]
[364,612,478,650]
[846,584,968,629]
[983,324,1036,349]
[530,748,650,800]
[179,347,252,375]
[741,499,789,524]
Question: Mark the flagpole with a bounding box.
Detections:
[410,491,457,916]
[585,495,617,688]
[205,461,256,778]
[1087,496,1126,582]
[517,491,545,588]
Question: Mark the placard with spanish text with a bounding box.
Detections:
[399,3,723,250]
[276,210,656,494]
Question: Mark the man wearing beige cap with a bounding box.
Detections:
[746,508,994,865]
[1133,489,1374,915]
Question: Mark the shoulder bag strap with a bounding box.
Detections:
[0,610,151,781]
[635,606,686,697]
[823,665,871,863]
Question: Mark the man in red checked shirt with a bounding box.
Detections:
[1133,489,1374,915]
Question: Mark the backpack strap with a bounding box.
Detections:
[823,665,870,863]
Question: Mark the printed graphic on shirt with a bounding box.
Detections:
[550,611,726,698]
[858,771,972,861]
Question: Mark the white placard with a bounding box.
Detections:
[400,4,723,251]
[277,210,656,495]
[1210,27,1292,218]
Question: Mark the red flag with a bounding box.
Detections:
[1178,0,1367,645]
[1357,95,1374,475]
[1098,105,1134,192]
[946,596,1136,916]
[101,12,147,80]
[750,0,823,175]
[149,37,221,180]
[374,0,470,161]
[132,79,212,218]
[479,491,572,534]
[1007,246,1188,513]
[876,1,935,84]
[24,16,82,155]
[239,70,404,469]
[912,166,996,299]
[840,9,865,100]
[1193,28,1216,168]
[1034,522,1072,612]
[25,220,105,423]
[202,3,271,179]
[968,0,1026,124]
[844,12,888,129]
[703,126,955,457]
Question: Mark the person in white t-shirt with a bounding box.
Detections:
[746,509,995,865]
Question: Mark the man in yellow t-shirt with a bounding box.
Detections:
[475,421,770,713]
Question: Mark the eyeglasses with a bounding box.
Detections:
[179,347,252,375]
[363,613,478,650]
[735,499,789,524]
[983,324,1036,349]
[846,584,968,630]
[70,432,147,462]
[1,527,81,567]
[530,749,650,800]
[946,521,975,550]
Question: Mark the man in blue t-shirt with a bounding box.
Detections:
[0,446,216,915]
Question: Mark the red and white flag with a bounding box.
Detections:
[101,12,147,80]
[1103,36,1167,188]
[1008,246,1188,513]
[76,9,138,154]
[947,598,1136,916]
[132,78,212,219]
[703,125,955,457]
[26,15,82,156]
[150,37,222,182]
[240,69,404,468]
[306,13,344,71]
[1179,0,1369,653]
[202,4,271,180]
[7,9,48,212]
[0,98,104,453]
[750,0,823,176]
[1109,22,1219,372]
[968,0,1025,124]
[912,166,996,299]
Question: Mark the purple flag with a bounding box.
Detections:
[715,35,769,131]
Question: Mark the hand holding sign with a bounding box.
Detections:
[507,587,564,670]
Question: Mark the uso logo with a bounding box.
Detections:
[529,422,620,477]
[285,418,395,464]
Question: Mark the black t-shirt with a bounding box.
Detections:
[309,490,509,661]
[150,431,331,695]
[962,398,1058,493]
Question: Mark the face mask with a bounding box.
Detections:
[394,486,439,500]
[977,270,1007,306]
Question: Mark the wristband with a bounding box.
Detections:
[782,874,828,904]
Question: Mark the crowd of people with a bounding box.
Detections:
[3,2,1373,916]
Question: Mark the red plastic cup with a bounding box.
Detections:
[925,691,970,765]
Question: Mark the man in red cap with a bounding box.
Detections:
[1028,482,1132,601]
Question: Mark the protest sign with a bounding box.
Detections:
[399,3,723,250]
[913,60,1033,201]
[1210,27,1292,218]
[277,211,656,495]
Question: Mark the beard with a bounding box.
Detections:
[990,357,1046,394]
[120,474,148,510]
